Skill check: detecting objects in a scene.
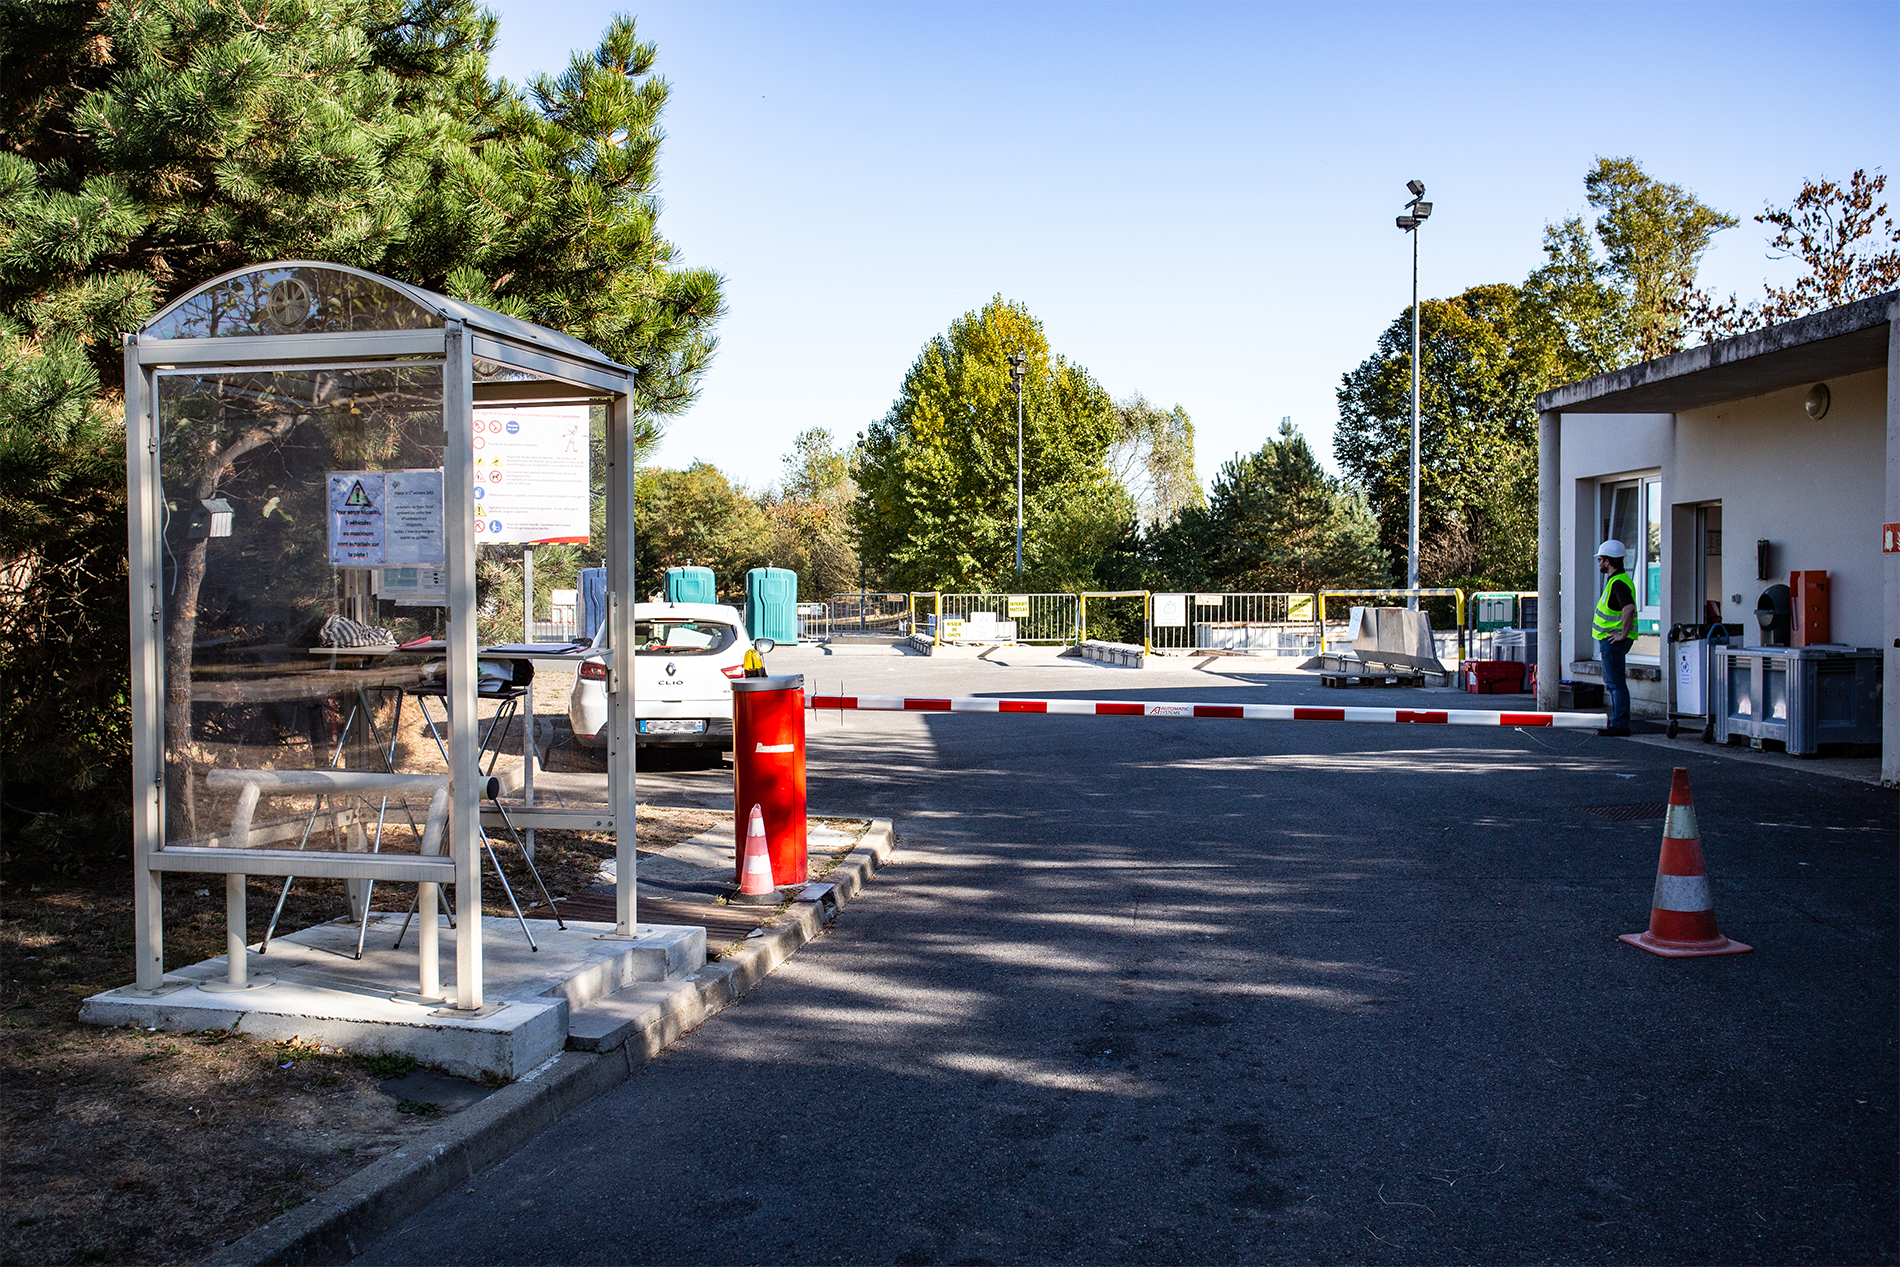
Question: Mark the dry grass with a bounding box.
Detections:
[0,802,726,1266]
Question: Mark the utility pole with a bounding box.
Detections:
[1395,180,1433,610]
[1008,351,1026,578]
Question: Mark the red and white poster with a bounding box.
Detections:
[471,405,591,544]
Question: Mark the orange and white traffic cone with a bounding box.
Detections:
[733,804,779,905]
[1620,768,1752,958]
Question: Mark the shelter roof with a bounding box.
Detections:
[1536,290,1896,415]
[140,260,630,379]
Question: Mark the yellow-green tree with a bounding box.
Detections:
[853,297,1128,591]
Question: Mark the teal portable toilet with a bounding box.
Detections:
[745,567,799,643]
[664,566,716,605]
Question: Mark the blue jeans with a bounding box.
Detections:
[1598,636,1630,730]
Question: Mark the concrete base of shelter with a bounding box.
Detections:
[78,916,706,1081]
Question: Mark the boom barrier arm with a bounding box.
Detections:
[807,693,1597,728]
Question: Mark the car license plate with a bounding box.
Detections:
[639,720,706,734]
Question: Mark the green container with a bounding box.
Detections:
[1472,593,1517,631]
[664,566,716,605]
[744,567,799,644]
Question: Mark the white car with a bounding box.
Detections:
[570,602,753,752]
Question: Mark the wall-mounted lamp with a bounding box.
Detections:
[1804,383,1830,420]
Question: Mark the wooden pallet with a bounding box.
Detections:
[1320,670,1424,689]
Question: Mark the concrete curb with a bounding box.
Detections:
[203,819,897,1267]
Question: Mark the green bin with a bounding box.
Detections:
[664,566,716,605]
[745,567,799,643]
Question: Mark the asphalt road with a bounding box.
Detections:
[368,648,1897,1264]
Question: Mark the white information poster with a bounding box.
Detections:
[328,469,444,567]
[385,469,444,564]
[1152,594,1187,627]
[328,471,385,566]
[471,404,590,544]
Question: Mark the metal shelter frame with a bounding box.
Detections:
[123,261,641,1012]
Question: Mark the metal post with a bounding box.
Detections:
[1537,408,1561,712]
[1016,381,1025,579]
[224,873,247,987]
[608,395,640,936]
[123,338,167,992]
[520,543,534,861]
[1408,226,1421,611]
[443,321,483,1010]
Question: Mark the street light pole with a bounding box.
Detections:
[1008,351,1026,579]
[1396,180,1433,611]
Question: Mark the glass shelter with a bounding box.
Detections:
[124,262,641,1010]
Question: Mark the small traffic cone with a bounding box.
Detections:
[733,804,779,905]
[1620,768,1752,957]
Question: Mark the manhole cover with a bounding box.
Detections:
[1582,802,1668,822]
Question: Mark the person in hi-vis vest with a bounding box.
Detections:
[1593,540,1637,736]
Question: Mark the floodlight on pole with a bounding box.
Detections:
[1395,179,1431,611]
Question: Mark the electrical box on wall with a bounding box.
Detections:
[1789,570,1830,647]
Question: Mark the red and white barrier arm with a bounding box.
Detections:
[806,694,1599,728]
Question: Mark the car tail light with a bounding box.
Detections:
[720,664,746,680]
[579,660,608,680]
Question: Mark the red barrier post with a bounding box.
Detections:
[731,674,807,886]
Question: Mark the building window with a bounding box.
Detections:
[1599,475,1662,661]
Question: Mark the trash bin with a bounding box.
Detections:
[731,674,807,886]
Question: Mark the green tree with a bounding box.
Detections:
[1153,421,1385,592]
[759,428,858,600]
[1334,283,1546,590]
[634,462,768,598]
[0,1,721,866]
[853,297,1127,592]
[1582,156,1737,360]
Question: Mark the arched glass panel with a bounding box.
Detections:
[147,265,438,339]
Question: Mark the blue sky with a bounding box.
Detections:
[484,0,1899,491]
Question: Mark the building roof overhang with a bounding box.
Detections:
[1536,290,1897,415]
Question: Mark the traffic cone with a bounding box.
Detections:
[733,804,779,905]
[1619,768,1752,957]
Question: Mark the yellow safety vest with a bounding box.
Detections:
[1594,569,1633,641]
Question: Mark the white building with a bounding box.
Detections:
[1532,290,1896,786]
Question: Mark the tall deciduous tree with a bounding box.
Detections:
[1582,156,1736,360]
[1334,283,1546,590]
[760,428,859,600]
[1109,394,1201,529]
[634,462,768,599]
[853,297,1127,592]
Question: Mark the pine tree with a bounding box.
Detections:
[0,0,722,866]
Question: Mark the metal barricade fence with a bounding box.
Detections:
[825,592,912,638]
[933,593,1081,644]
[1147,592,1321,657]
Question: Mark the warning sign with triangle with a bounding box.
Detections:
[343,479,372,507]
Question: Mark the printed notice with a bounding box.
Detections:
[471,404,590,544]
[328,472,385,566]
[385,469,444,564]
[1152,594,1187,627]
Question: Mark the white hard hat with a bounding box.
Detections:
[1596,539,1626,559]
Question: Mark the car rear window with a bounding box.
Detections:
[634,619,737,656]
